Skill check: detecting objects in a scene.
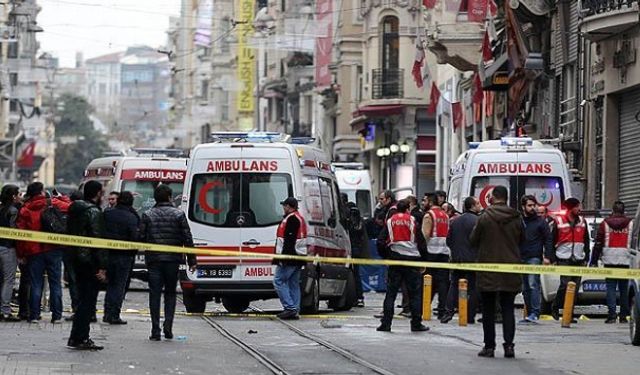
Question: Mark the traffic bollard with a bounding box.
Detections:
[458,279,468,327]
[561,281,577,328]
[423,274,432,321]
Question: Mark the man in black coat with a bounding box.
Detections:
[66,180,108,350]
[441,196,481,324]
[140,185,196,341]
[103,191,140,325]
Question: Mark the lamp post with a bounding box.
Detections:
[376,146,391,189]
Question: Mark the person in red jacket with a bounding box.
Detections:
[16,182,71,323]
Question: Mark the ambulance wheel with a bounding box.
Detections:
[631,294,640,346]
[328,271,357,312]
[222,297,250,313]
[301,278,320,314]
[182,290,207,313]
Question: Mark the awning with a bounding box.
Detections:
[355,104,404,117]
[349,115,368,129]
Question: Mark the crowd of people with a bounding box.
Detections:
[0,179,635,357]
[371,187,634,359]
[0,181,194,350]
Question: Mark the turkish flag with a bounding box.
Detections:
[423,0,437,8]
[473,73,484,104]
[452,102,464,130]
[482,31,493,62]
[17,141,36,168]
[467,0,487,22]
[428,82,440,114]
[412,38,425,88]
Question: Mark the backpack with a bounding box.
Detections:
[41,199,68,234]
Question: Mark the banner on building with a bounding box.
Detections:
[423,0,437,9]
[315,0,333,88]
[428,82,440,114]
[194,0,213,47]
[17,141,36,168]
[236,0,255,124]
[452,101,464,130]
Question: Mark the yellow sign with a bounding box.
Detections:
[3,227,640,280]
[236,0,255,115]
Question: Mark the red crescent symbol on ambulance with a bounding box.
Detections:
[198,181,224,214]
[537,193,554,207]
[479,185,495,209]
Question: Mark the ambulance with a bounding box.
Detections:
[448,137,603,311]
[81,149,189,280]
[180,132,357,314]
[333,162,375,218]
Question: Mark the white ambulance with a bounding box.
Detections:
[449,137,605,311]
[180,132,356,314]
[333,162,375,218]
[81,149,189,280]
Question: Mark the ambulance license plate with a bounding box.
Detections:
[198,266,235,278]
[582,280,606,292]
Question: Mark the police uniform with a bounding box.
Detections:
[422,206,451,318]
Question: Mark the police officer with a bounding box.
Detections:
[549,197,590,322]
[422,194,450,319]
[590,201,633,323]
[377,200,429,332]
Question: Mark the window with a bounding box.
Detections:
[189,173,293,227]
[471,176,565,211]
[9,73,18,87]
[448,177,462,212]
[121,181,184,214]
[342,189,372,218]
[200,80,209,101]
[380,16,399,70]
[221,90,229,121]
[303,176,338,227]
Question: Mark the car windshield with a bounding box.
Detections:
[471,176,564,211]
[189,173,293,227]
[121,180,184,214]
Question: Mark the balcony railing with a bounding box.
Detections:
[372,68,404,100]
[581,0,639,16]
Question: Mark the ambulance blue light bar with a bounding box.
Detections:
[500,137,533,147]
[468,142,481,149]
[211,132,288,143]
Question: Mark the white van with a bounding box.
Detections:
[81,149,188,280]
[180,132,356,313]
[449,137,605,311]
[333,163,375,218]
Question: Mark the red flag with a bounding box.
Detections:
[468,0,487,22]
[423,0,437,8]
[452,102,464,130]
[17,141,36,168]
[428,83,440,114]
[412,38,425,88]
[481,31,492,62]
[473,73,484,104]
[488,0,498,16]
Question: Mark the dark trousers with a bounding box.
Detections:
[148,262,179,336]
[552,260,583,316]
[426,253,450,318]
[381,266,423,327]
[445,270,477,322]
[28,249,63,320]
[17,262,30,319]
[480,291,516,349]
[69,266,100,342]
[606,278,630,318]
[353,264,364,300]
[63,250,79,312]
[104,253,135,320]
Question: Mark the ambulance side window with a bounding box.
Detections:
[303,177,325,225]
[448,177,462,212]
[319,177,337,228]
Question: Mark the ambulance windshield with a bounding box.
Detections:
[189,173,293,227]
[471,176,564,211]
[121,180,185,214]
[342,189,372,218]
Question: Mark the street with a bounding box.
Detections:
[0,286,636,375]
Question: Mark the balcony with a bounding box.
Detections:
[372,68,404,100]
[580,0,640,42]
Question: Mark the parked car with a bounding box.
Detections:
[628,202,640,345]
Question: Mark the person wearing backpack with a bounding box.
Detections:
[16,182,71,324]
[0,184,21,322]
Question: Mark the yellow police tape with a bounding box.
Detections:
[2,227,640,280]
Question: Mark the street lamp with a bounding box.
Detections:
[400,143,411,154]
[389,143,400,153]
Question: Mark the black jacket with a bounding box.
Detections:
[519,214,553,260]
[67,200,108,270]
[411,207,428,259]
[140,202,195,266]
[104,204,140,256]
[446,211,478,263]
[0,204,18,248]
[273,213,305,266]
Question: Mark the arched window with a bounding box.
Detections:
[380,16,399,71]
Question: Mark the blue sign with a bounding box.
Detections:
[365,123,376,142]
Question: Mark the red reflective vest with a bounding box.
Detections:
[601,220,633,266]
[554,214,587,260]
[275,211,308,256]
[386,212,420,258]
[427,207,450,255]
